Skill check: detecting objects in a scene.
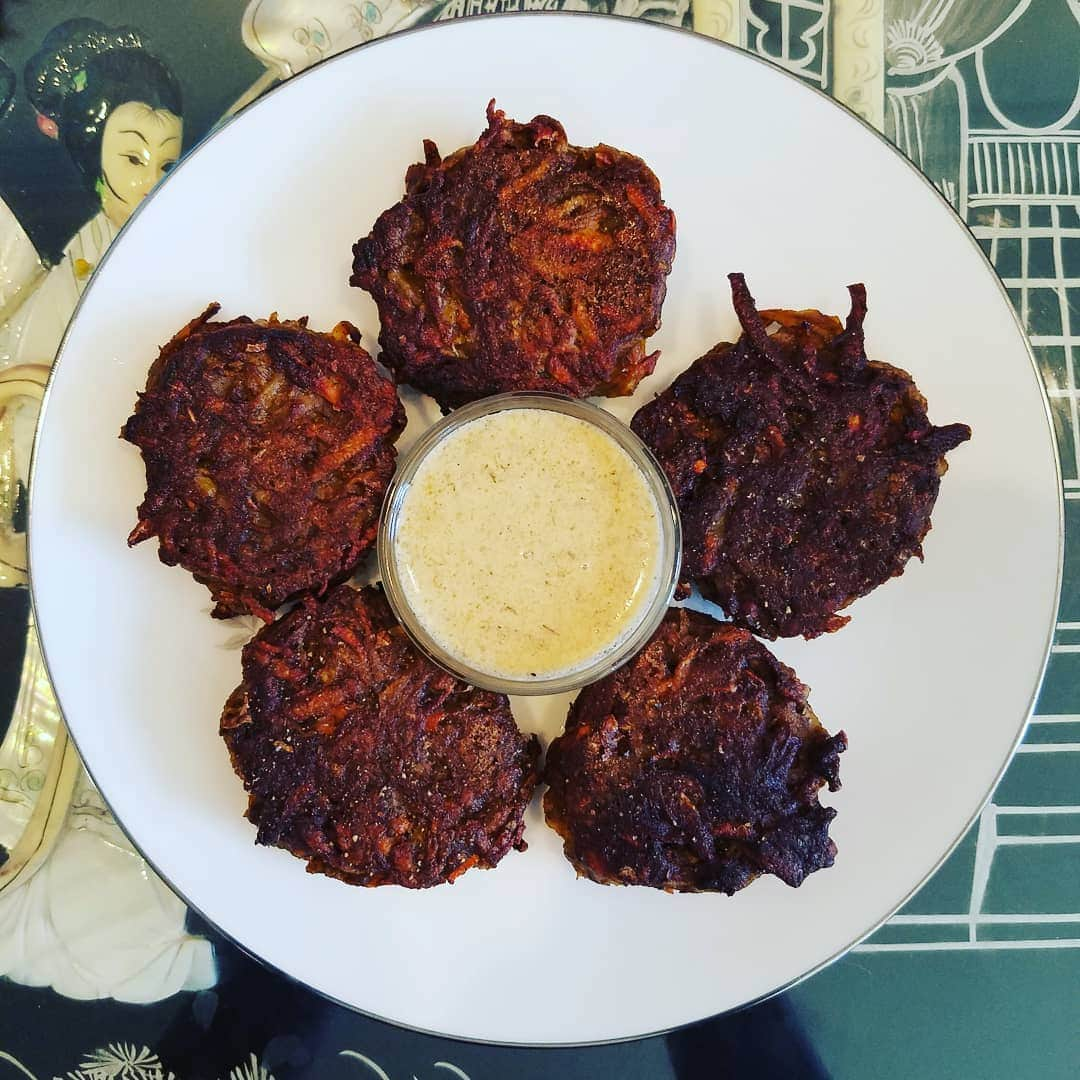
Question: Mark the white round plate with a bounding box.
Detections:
[29,14,1061,1046]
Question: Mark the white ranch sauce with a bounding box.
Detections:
[394,409,663,680]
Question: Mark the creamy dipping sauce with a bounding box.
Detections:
[393,408,664,681]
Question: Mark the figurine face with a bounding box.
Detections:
[98,101,182,228]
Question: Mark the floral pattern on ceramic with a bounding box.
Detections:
[0,1046,475,1080]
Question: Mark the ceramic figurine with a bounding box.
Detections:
[0,20,213,1005]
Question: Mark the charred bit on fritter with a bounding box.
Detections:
[221,584,541,889]
[351,100,676,410]
[122,305,405,621]
[544,607,846,894]
[631,274,971,639]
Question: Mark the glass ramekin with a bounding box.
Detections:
[377,391,682,696]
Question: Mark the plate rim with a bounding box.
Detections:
[25,10,1065,1047]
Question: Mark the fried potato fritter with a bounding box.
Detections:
[221,585,541,888]
[122,306,405,621]
[543,608,845,894]
[351,101,676,410]
[631,274,972,639]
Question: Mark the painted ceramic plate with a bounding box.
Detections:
[29,15,1061,1045]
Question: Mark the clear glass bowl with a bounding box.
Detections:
[378,392,682,696]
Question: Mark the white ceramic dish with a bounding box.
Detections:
[29,14,1061,1046]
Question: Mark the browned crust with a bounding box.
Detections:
[631,274,972,639]
[221,584,541,888]
[122,306,405,620]
[351,100,676,410]
[543,607,845,894]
